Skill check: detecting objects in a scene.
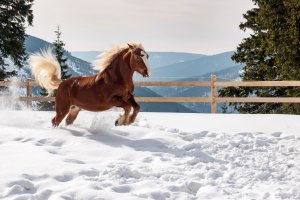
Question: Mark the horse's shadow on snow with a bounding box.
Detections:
[64,126,222,163]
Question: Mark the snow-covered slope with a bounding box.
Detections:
[0,111,299,200]
[25,35,96,76]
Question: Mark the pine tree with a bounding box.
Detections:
[219,0,300,114]
[53,26,71,80]
[0,0,34,81]
[38,26,71,111]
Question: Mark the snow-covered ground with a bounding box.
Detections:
[0,110,299,200]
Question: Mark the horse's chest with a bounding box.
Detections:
[121,86,133,101]
[95,83,134,102]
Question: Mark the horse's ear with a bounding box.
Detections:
[127,43,134,50]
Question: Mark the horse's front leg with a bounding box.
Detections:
[115,105,131,126]
[111,97,132,126]
[128,96,141,124]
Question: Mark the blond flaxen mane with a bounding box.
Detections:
[92,42,145,72]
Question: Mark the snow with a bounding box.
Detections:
[0,110,299,200]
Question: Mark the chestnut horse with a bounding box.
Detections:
[29,43,151,127]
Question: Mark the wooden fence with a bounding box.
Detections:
[1,75,300,113]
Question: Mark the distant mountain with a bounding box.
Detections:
[71,51,101,63]
[150,65,243,113]
[151,64,243,97]
[71,51,205,69]
[147,52,206,69]
[135,87,195,113]
[147,51,240,81]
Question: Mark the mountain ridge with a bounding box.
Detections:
[149,51,239,80]
[71,51,207,69]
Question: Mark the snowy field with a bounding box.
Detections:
[0,110,299,200]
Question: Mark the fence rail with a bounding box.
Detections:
[1,76,300,113]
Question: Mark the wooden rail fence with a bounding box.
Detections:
[1,75,300,113]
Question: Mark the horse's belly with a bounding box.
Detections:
[73,99,112,112]
[80,105,112,112]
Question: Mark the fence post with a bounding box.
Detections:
[211,75,217,113]
[26,78,32,109]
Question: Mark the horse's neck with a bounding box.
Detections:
[115,51,134,83]
[96,51,134,85]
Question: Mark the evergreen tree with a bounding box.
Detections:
[53,26,71,80]
[219,0,300,114]
[38,26,71,111]
[0,0,34,81]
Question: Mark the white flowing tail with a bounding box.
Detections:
[29,48,62,95]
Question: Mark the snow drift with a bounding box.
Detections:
[0,111,299,200]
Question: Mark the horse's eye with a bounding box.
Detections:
[140,54,144,57]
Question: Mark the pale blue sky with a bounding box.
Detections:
[27,0,254,54]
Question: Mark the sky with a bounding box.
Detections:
[27,0,254,55]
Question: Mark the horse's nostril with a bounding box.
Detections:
[142,69,149,78]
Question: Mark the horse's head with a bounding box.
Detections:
[128,43,151,78]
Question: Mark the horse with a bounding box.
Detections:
[29,43,151,127]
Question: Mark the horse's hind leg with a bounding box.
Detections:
[52,107,69,127]
[52,87,70,127]
[65,106,81,126]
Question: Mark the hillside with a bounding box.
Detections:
[148,51,241,81]
[0,110,299,200]
[149,65,243,113]
[25,36,96,76]
[151,65,242,97]
[135,87,195,113]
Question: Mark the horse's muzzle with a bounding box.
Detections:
[142,69,149,78]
